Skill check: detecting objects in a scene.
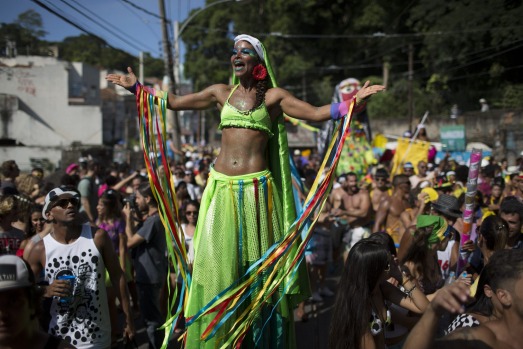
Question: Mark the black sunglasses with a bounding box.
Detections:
[52,197,80,209]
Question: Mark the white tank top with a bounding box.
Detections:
[438,240,455,279]
[44,223,110,349]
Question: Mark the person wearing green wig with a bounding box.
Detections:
[400,215,455,297]
[106,34,384,348]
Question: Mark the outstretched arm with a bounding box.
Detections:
[274,80,385,122]
[105,67,225,111]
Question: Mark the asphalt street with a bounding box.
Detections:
[113,269,340,349]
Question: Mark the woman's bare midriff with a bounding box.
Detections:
[214,127,269,176]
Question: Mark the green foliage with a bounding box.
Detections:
[1,10,48,56]
[4,0,523,115]
[57,35,140,70]
[502,84,523,109]
[15,10,47,39]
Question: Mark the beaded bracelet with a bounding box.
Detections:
[405,284,417,297]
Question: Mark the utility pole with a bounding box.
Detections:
[173,21,181,92]
[158,0,182,150]
[408,43,414,133]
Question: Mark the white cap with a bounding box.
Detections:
[42,187,80,218]
[0,255,32,290]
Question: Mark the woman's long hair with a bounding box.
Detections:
[98,189,122,222]
[400,227,435,286]
[329,240,390,349]
[367,231,397,257]
[479,215,509,252]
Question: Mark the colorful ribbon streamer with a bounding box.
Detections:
[134,85,192,347]
[184,100,356,348]
[133,83,357,347]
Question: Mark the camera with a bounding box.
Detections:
[123,194,137,211]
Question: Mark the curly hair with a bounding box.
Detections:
[0,195,16,218]
[251,76,268,112]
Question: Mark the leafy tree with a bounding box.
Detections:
[1,10,47,56]
[407,0,523,110]
[15,10,47,39]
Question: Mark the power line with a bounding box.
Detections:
[31,0,114,48]
[251,25,523,40]
[411,39,523,77]
[117,0,161,41]
[119,0,163,20]
[58,0,156,53]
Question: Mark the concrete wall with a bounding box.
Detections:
[0,56,104,170]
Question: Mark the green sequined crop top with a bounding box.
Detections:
[219,85,273,137]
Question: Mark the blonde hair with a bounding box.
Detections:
[15,173,39,196]
[0,195,16,218]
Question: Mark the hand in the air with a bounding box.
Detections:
[105,67,137,89]
[430,282,472,316]
[356,80,386,102]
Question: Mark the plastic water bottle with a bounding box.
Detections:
[445,271,456,285]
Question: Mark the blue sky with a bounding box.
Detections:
[0,0,207,58]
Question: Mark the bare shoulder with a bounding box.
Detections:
[265,87,291,104]
[209,83,233,98]
[24,237,46,274]
[91,226,109,247]
[356,188,370,199]
[25,237,45,259]
[443,325,498,348]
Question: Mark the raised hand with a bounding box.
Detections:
[356,80,386,102]
[105,67,137,89]
[430,282,471,316]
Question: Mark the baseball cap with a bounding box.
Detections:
[0,255,33,291]
[42,187,81,217]
[65,163,79,175]
[403,162,414,169]
[421,187,439,204]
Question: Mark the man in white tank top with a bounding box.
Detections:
[25,187,136,348]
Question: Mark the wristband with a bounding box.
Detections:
[330,99,352,120]
[128,81,168,100]
[127,81,141,95]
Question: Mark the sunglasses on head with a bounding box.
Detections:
[52,197,80,209]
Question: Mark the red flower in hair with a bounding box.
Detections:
[252,64,268,81]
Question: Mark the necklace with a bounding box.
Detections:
[235,99,247,110]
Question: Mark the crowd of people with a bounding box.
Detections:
[1,33,523,349]
[1,137,522,349]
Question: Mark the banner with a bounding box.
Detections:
[390,138,430,177]
[440,125,466,151]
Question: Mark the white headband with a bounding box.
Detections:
[234,34,264,62]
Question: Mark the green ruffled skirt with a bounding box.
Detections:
[184,167,306,348]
